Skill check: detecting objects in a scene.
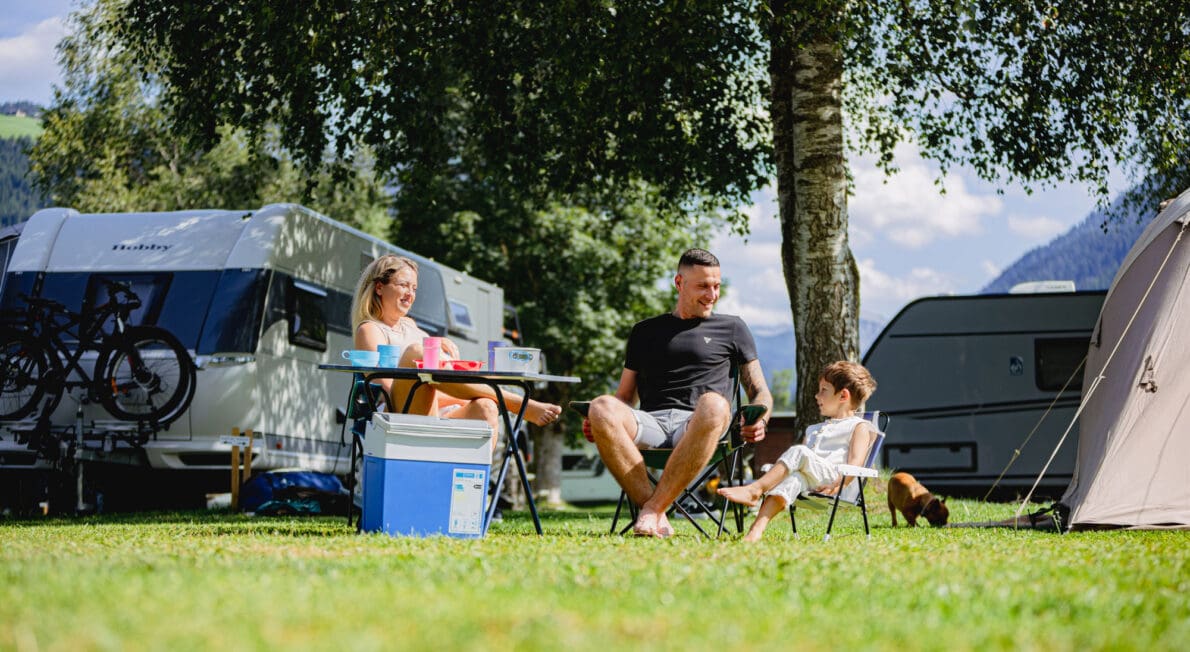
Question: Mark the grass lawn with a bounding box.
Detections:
[1,494,1187,651]
[0,115,43,139]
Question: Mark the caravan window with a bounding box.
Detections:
[1035,337,1088,391]
[449,299,474,332]
[6,270,228,351]
[85,273,172,329]
[288,279,328,351]
[198,269,270,354]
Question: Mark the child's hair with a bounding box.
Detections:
[820,361,877,409]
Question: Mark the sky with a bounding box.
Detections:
[1,2,1124,331]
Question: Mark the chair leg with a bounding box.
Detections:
[611,491,629,534]
[715,450,740,538]
[618,501,640,536]
[348,431,363,529]
[824,491,843,542]
[857,479,871,540]
[789,504,798,538]
[729,449,746,534]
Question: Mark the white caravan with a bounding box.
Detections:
[862,291,1107,496]
[0,204,505,476]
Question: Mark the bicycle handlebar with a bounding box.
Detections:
[98,279,142,311]
[18,279,142,322]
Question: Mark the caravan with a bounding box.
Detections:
[0,204,506,483]
[863,290,1107,496]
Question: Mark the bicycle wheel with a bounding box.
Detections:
[0,332,63,420]
[95,327,196,425]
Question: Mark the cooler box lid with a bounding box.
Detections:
[365,412,493,465]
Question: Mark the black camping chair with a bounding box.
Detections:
[571,366,762,538]
[343,375,386,528]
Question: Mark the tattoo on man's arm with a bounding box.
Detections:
[741,362,774,411]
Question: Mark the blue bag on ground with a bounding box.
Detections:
[240,470,349,515]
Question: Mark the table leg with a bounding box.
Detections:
[487,383,542,535]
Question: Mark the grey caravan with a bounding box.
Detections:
[863,291,1106,496]
[0,204,504,477]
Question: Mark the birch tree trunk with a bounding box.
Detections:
[769,3,861,436]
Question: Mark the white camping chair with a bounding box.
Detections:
[788,411,887,541]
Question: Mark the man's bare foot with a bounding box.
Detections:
[633,509,673,538]
[717,484,764,507]
[656,513,674,538]
[742,529,764,542]
[524,399,563,427]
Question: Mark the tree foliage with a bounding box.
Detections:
[0,137,45,227]
[769,368,796,412]
[113,0,770,230]
[845,0,1190,212]
[29,2,390,236]
[34,1,716,450]
[94,0,1189,435]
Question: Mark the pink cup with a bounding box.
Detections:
[422,337,442,370]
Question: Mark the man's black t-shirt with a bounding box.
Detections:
[624,313,758,412]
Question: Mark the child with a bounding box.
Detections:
[718,361,877,542]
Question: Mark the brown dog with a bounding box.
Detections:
[887,472,949,527]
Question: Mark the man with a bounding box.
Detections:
[585,248,773,537]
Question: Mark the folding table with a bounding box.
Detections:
[320,364,580,534]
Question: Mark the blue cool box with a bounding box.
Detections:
[361,413,493,538]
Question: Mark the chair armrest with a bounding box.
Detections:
[568,401,591,418]
[836,464,878,478]
[738,404,766,426]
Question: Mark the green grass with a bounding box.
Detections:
[0,114,43,139]
[1,496,1187,651]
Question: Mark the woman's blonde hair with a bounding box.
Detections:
[351,254,419,330]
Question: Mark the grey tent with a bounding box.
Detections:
[1057,187,1190,529]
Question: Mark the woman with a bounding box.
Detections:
[351,254,562,433]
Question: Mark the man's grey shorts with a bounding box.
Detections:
[632,408,695,449]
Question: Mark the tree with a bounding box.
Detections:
[109,0,1189,438]
[769,369,796,413]
[0,137,46,227]
[405,188,714,503]
[29,2,391,235]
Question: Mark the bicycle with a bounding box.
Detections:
[0,279,197,430]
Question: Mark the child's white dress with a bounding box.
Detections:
[767,415,869,503]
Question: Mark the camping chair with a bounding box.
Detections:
[571,366,761,538]
[343,375,386,528]
[788,411,887,541]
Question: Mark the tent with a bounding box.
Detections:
[1054,187,1190,530]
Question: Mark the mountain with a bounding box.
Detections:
[981,194,1156,294]
[753,315,886,381]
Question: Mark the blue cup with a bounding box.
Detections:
[342,350,380,367]
[377,344,402,367]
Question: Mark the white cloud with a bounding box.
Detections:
[981,259,1001,277]
[850,148,1003,249]
[717,293,792,334]
[710,187,794,332]
[0,17,65,105]
[1006,214,1067,243]
[857,258,954,316]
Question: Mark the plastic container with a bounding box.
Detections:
[491,347,542,373]
[342,349,380,367]
[487,340,507,370]
[377,344,402,367]
[422,337,442,370]
[361,412,493,538]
